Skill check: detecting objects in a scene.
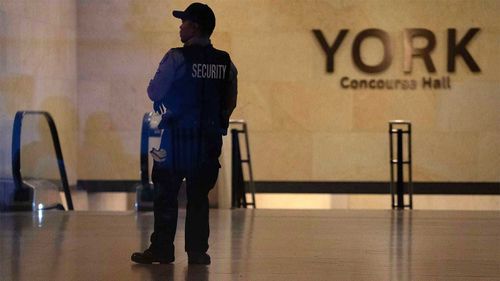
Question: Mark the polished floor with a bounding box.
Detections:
[1,209,499,280]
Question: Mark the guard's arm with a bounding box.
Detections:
[219,61,238,135]
[226,62,238,117]
[147,49,178,103]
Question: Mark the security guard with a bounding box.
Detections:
[131,3,237,265]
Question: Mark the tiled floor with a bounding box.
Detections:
[1,209,499,280]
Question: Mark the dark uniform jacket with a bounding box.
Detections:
[147,37,238,171]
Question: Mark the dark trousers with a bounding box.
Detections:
[149,157,220,257]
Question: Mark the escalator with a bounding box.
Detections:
[8,111,73,211]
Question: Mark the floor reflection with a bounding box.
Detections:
[185,265,209,281]
[3,211,69,281]
[130,264,175,280]
[390,210,413,281]
[129,263,210,281]
[2,209,498,280]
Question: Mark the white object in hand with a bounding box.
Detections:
[150,112,162,129]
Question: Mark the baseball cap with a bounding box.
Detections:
[173,3,216,36]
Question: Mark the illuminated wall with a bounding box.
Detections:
[0,0,498,194]
[76,0,499,183]
[0,1,78,186]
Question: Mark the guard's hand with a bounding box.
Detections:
[150,148,167,162]
[153,101,166,114]
[158,109,174,129]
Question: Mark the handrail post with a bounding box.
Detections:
[229,119,256,208]
[389,120,413,210]
[396,129,404,209]
[136,112,162,212]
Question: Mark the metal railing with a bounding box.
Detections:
[229,119,256,208]
[135,112,162,211]
[389,120,413,209]
[11,111,73,210]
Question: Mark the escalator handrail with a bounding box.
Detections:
[140,112,162,187]
[11,111,74,210]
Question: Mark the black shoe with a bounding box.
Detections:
[188,252,211,265]
[131,249,174,264]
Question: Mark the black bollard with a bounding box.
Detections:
[231,129,246,208]
[396,129,404,209]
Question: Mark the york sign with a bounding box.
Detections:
[313,28,481,90]
[313,28,481,74]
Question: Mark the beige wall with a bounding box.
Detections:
[0,0,78,183]
[76,0,157,179]
[76,0,500,183]
[253,194,500,211]
[230,0,499,182]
